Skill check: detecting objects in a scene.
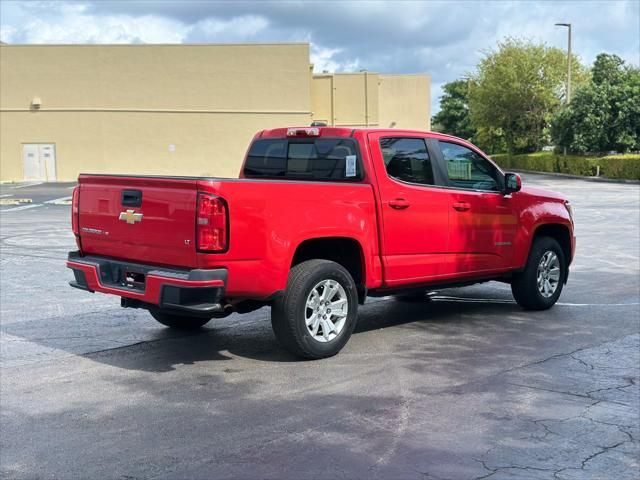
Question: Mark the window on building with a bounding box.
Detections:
[438,141,501,191]
[380,137,434,185]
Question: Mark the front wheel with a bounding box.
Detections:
[149,309,211,329]
[271,259,358,359]
[511,236,566,310]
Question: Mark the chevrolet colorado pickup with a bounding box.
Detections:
[67,127,575,359]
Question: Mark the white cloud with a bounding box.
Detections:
[188,15,269,43]
[310,45,360,73]
[0,24,17,43]
[0,9,188,44]
[1,0,638,113]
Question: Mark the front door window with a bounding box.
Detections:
[439,141,501,192]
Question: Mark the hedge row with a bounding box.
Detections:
[490,152,640,180]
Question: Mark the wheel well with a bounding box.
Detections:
[534,224,572,264]
[291,237,366,301]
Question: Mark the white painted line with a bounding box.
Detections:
[557,302,640,307]
[431,295,640,307]
[44,196,72,204]
[0,204,44,212]
[11,182,43,189]
[0,194,14,198]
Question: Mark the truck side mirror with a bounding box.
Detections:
[504,172,522,194]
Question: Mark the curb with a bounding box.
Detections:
[511,169,640,185]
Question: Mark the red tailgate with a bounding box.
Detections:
[77,175,199,268]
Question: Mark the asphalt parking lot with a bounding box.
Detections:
[1,174,639,480]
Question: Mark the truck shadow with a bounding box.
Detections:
[2,285,620,374]
[83,292,535,371]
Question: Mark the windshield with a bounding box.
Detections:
[244,138,361,181]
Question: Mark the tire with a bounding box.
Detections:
[511,236,566,310]
[149,309,211,330]
[271,259,358,359]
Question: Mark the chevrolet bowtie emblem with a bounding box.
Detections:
[119,209,143,224]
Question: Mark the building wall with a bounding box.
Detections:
[311,72,380,127]
[332,73,379,127]
[0,44,311,181]
[378,74,431,130]
[0,44,431,182]
[310,75,333,125]
[311,72,430,130]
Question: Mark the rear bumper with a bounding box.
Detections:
[66,251,227,315]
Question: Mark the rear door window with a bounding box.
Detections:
[244,138,361,180]
[380,137,435,186]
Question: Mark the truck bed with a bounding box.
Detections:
[75,174,380,298]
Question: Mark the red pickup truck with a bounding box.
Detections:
[67,127,575,359]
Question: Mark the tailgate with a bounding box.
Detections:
[77,175,199,268]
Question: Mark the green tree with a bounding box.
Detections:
[468,38,586,154]
[592,53,626,85]
[432,79,476,140]
[551,54,640,153]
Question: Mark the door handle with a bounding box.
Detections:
[453,201,471,212]
[389,198,410,210]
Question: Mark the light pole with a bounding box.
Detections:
[555,23,572,104]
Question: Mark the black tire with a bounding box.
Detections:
[271,259,358,359]
[511,236,566,310]
[149,309,211,329]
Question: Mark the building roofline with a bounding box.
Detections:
[313,72,431,78]
[312,72,379,78]
[378,73,432,78]
[0,42,310,47]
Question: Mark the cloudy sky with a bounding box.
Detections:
[1,0,638,113]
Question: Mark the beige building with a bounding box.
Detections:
[0,43,430,182]
[311,72,430,130]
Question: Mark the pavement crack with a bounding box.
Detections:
[569,353,594,370]
[586,376,636,397]
[505,381,592,399]
[499,333,639,377]
[472,459,554,480]
[580,441,627,470]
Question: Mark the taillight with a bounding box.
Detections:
[196,193,228,252]
[71,186,79,235]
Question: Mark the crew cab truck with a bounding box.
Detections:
[67,127,575,359]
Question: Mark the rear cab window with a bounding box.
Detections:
[244,138,362,181]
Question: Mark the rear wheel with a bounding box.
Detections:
[271,259,358,359]
[511,236,566,310]
[149,309,211,329]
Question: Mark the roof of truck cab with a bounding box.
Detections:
[258,126,464,142]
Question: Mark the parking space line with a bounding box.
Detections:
[44,196,73,205]
[431,295,640,307]
[0,194,14,198]
[11,182,44,189]
[1,204,44,212]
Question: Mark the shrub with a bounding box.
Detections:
[490,152,639,180]
[599,154,640,180]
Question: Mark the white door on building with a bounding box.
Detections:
[22,144,56,181]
